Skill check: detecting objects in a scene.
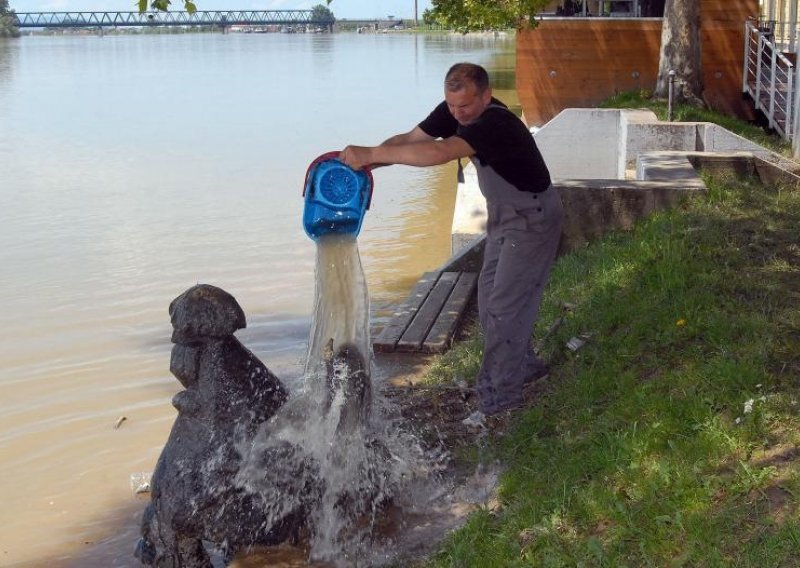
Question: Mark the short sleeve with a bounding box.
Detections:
[418,101,458,139]
[455,108,518,164]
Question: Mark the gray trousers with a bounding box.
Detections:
[475,185,563,414]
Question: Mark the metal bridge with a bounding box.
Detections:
[12,10,334,29]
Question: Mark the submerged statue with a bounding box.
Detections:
[135,284,306,566]
[135,284,382,566]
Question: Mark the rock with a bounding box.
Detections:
[168,284,246,342]
[322,340,371,435]
[136,284,304,567]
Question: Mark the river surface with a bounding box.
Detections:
[0,31,516,566]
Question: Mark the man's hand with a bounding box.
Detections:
[339,146,375,171]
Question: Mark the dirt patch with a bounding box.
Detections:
[376,350,557,456]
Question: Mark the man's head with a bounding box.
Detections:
[444,62,492,126]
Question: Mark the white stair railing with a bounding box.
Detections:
[743,20,795,140]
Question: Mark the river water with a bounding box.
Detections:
[0,31,516,566]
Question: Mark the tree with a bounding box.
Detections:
[310,4,335,23]
[653,0,703,104]
[0,0,21,38]
[141,0,333,13]
[138,0,197,13]
[427,0,549,32]
[429,0,703,106]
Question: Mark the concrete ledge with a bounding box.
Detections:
[754,156,800,185]
[684,151,758,177]
[438,233,486,273]
[556,179,703,253]
[535,108,622,179]
[636,152,706,185]
[446,108,800,282]
[451,164,486,254]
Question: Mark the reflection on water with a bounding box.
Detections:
[0,31,516,566]
[0,39,16,83]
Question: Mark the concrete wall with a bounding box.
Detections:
[451,164,487,253]
[450,108,798,256]
[536,109,785,177]
[534,108,621,179]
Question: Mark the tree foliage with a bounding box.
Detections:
[0,0,20,38]
[139,0,336,16]
[138,0,197,13]
[427,0,550,32]
[311,4,335,22]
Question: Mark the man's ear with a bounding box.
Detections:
[482,87,493,105]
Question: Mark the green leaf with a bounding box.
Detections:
[151,0,171,11]
[184,0,197,13]
[137,0,147,13]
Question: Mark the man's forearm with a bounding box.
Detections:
[340,133,473,171]
[370,140,457,168]
[380,132,414,146]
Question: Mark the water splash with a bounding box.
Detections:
[305,234,371,385]
[233,234,431,566]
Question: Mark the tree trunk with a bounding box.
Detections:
[653,0,703,105]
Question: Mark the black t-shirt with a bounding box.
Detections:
[418,98,551,193]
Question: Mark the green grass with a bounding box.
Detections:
[420,172,800,567]
[598,89,792,157]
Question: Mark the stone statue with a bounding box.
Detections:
[135,284,390,566]
[135,284,313,567]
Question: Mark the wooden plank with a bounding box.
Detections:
[396,272,459,352]
[422,272,478,354]
[373,272,438,353]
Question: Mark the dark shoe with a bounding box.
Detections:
[482,397,524,416]
[523,364,550,385]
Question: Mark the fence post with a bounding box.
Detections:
[787,61,794,140]
[793,42,800,158]
[769,45,778,130]
[756,34,764,104]
[668,70,676,121]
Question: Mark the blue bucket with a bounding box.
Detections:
[302,152,373,241]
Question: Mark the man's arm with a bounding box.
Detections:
[380,126,436,146]
[340,134,474,171]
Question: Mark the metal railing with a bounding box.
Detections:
[743,20,795,140]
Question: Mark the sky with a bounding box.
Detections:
[9,0,433,20]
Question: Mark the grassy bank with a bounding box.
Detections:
[419,169,800,566]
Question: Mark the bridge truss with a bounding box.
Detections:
[13,10,334,28]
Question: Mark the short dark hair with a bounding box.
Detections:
[445,63,490,93]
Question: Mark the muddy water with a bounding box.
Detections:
[0,32,516,566]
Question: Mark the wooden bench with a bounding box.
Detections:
[373,271,478,354]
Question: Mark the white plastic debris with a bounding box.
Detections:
[461,410,486,429]
[130,472,152,495]
[566,337,585,351]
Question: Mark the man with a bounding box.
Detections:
[340,62,563,417]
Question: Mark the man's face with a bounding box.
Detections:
[445,82,491,126]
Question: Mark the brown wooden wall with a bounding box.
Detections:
[516,0,759,126]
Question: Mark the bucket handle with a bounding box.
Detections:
[302,151,374,210]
